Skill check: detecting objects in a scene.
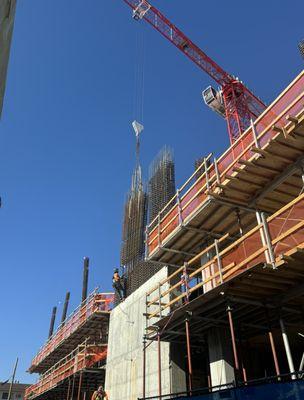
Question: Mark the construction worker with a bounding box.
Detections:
[91,385,108,400]
[180,265,190,304]
[112,268,125,301]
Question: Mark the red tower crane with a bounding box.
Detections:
[122,0,266,144]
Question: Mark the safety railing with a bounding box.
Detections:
[25,341,107,400]
[146,193,304,322]
[147,70,304,256]
[29,291,114,372]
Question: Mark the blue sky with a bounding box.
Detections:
[0,0,303,384]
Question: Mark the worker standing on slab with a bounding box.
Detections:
[112,268,125,302]
[91,385,108,400]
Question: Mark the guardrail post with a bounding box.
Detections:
[260,212,276,268]
[214,239,223,284]
[176,189,183,225]
[251,118,260,148]
[158,284,162,319]
[214,157,221,186]
[157,213,161,247]
[204,157,210,191]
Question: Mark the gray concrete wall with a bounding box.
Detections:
[105,267,186,400]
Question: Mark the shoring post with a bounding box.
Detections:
[70,375,75,400]
[251,118,260,148]
[157,213,161,247]
[238,329,247,384]
[176,189,183,225]
[66,378,71,400]
[158,283,162,319]
[214,157,221,186]
[157,329,162,399]
[142,336,147,399]
[185,314,193,394]
[77,371,83,400]
[214,239,223,284]
[83,392,87,400]
[204,157,210,191]
[260,212,276,268]
[279,318,296,379]
[226,304,240,373]
[265,309,281,377]
[7,358,18,400]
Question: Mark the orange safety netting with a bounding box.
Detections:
[147,72,304,255]
[29,292,114,371]
[25,344,107,400]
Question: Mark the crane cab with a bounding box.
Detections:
[202,86,225,118]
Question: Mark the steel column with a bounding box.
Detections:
[61,291,70,324]
[82,257,89,303]
[280,318,296,379]
[48,306,57,339]
[185,318,193,393]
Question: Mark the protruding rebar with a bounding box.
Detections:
[61,292,70,324]
[82,257,89,303]
[48,306,57,339]
[299,39,304,59]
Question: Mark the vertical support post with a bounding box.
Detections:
[142,336,147,399]
[7,358,18,400]
[157,213,161,247]
[265,309,281,377]
[214,239,223,284]
[82,257,89,303]
[158,284,162,319]
[204,157,210,192]
[185,316,193,394]
[157,330,162,398]
[66,378,71,400]
[214,157,221,186]
[48,306,57,339]
[227,305,239,372]
[251,118,259,148]
[256,211,271,264]
[176,189,183,225]
[261,212,276,268]
[279,318,296,379]
[61,292,70,325]
[77,372,83,400]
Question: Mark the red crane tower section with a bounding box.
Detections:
[123,0,266,144]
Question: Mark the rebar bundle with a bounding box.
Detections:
[120,166,148,275]
[148,146,176,223]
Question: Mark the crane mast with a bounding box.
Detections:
[122,0,266,144]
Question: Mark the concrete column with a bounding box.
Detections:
[207,327,235,388]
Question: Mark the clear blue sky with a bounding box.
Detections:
[0,0,303,384]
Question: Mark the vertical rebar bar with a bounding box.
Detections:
[82,257,89,303]
[61,292,70,324]
[48,306,57,339]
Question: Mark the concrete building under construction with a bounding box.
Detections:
[20,2,304,400]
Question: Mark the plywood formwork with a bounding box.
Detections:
[146,71,304,266]
[29,292,114,374]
